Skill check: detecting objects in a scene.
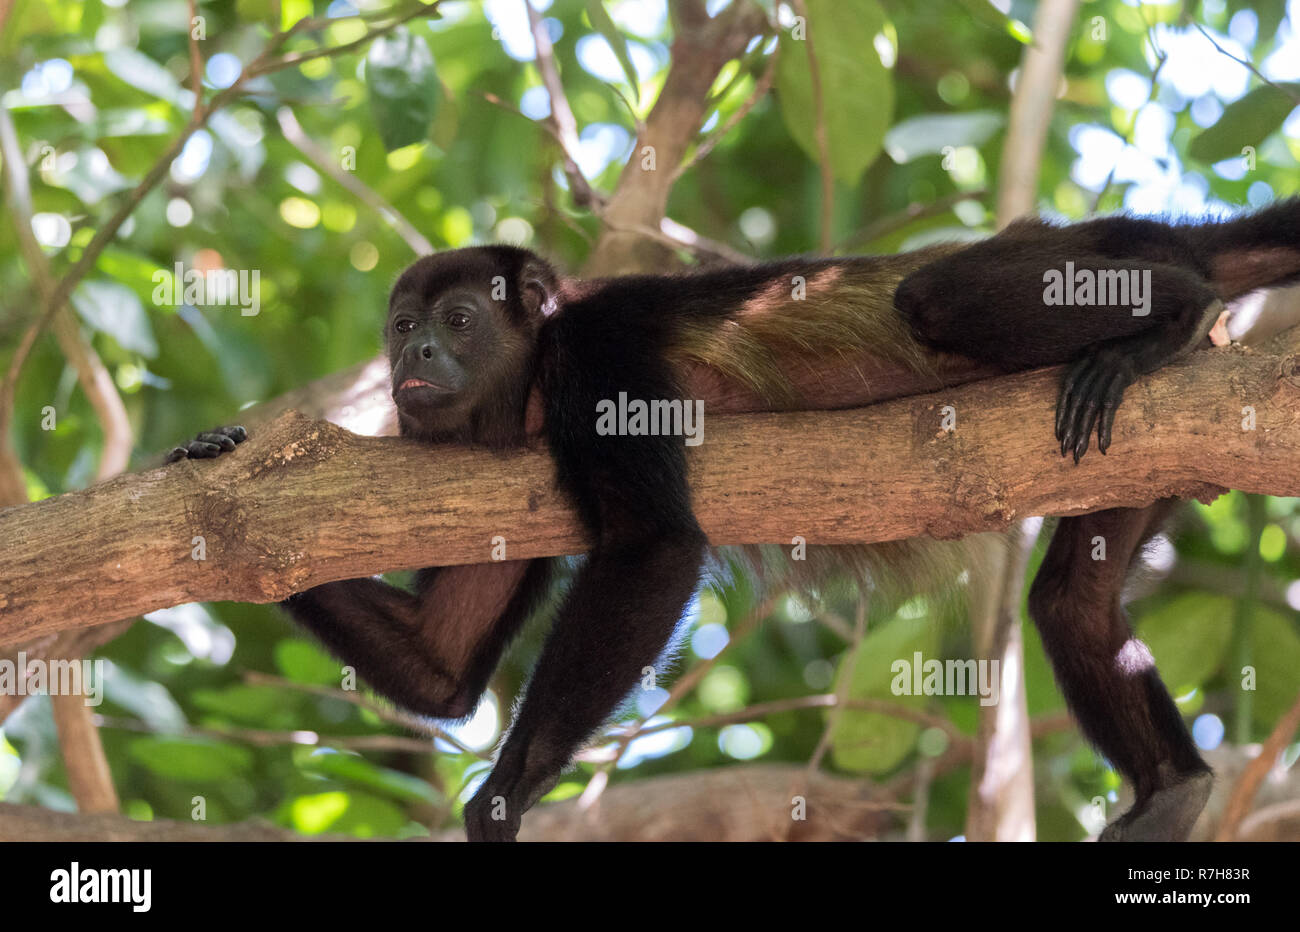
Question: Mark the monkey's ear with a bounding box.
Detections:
[520,258,558,318]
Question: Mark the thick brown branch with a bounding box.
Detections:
[1,346,1298,642]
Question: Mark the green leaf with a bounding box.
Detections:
[1188,83,1300,163]
[955,0,1032,43]
[280,0,312,33]
[776,0,893,185]
[102,48,192,110]
[884,110,1005,163]
[1248,607,1300,727]
[1,0,60,54]
[1135,592,1234,692]
[830,609,941,774]
[71,280,157,357]
[317,792,407,837]
[275,639,345,686]
[586,1,640,103]
[192,684,295,724]
[128,737,253,781]
[299,748,442,805]
[236,0,276,27]
[366,26,441,152]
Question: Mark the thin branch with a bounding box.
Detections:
[995,0,1081,224]
[966,0,1081,844]
[626,694,967,743]
[94,715,438,755]
[478,90,570,149]
[1214,686,1300,841]
[791,0,833,251]
[835,188,988,253]
[803,601,867,779]
[1087,38,1167,213]
[671,43,777,183]
[1,112,135,814]
[242,670,484,757]
[51,696,120,813]
[0,109,133,487]
[625,215,752,264]
[275,107,432,255]
[786,599,865,840]
[186,0,204,120]
[1191,20,1300,105]
[243,1,437,80]
[525,0,600,209]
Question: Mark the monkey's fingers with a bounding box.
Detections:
[1057,358,1107,458]
[1096,370,1131,455]
[166,425,249,462]
[1057,352,1138,463]
[1055,356,1092,442]
[1072,368,1129,463]
[195,430,238,452]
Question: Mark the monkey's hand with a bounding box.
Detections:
[165,425,248,463]
[1055,348,1136,464]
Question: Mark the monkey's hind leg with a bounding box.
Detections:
[896,256,1223,461]
[1027,503,1212,841]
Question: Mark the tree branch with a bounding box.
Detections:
[583,0,768,275]
[0,764,897,842]
[1,343,1297,642]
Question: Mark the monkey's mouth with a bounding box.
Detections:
[396,378,453,394]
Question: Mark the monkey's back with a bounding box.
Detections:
[552,243,999,413]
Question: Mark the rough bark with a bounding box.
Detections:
[1,343,1298,642]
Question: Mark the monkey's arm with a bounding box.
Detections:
[463,313,708,842]
[166,425,553,719]
[281,560,552,720]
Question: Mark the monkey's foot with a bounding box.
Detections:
[1055,349,1136,463]
[1099,770,1213,842]
[464,787,522,843]
[166,425,248,463]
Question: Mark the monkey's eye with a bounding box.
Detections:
[393,319,417,334]
[446,310,471,330]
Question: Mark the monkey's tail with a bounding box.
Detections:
[1188,198,1300,301]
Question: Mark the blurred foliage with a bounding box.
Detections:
[1,0,1298,840]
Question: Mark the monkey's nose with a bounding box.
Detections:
[421,344,434,359]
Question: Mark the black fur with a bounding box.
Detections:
[168,200,1300,841]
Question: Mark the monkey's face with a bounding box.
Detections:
[386,248,551,443]
[386,284,510,437]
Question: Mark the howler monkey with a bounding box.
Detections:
[170,201,1300,841]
